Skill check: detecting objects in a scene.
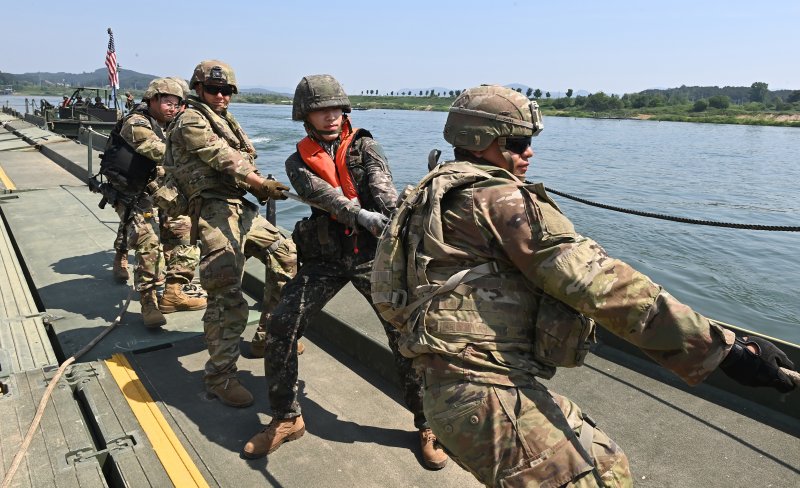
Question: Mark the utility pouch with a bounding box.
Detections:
[533,294,596,368]
[150,174,188,219]
[292,215,341,261]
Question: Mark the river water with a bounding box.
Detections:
[232,103,800,344]
[5,96,799,343]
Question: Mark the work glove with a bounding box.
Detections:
[250,177,289,203]
[356,209,390,237]
[719,335,797,393]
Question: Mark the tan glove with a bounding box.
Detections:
[250,177,289,202]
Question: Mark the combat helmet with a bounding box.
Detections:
[166,77,191,99]
[143,78,185,101]
[190,60,238,94]
[292,74,351,121]
[443,85,543,151]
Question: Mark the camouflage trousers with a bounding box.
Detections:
[243,219,298,346]
[196,198,254,386]
[114,197,198,291]
[264,250,426,429]
[420,374,632,487]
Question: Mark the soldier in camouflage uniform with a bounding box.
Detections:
[106,78,206,328]
[242,75,449,470]
[167,60,290,408]
[371,85,797,487]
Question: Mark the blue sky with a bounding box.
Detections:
[3,0,798,95]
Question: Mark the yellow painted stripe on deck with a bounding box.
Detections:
[105,353,209,488]
[0,164,15,191]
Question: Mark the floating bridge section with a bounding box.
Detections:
[0,110,798,487]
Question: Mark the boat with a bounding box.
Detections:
[38,86,122,138]
[0,110,798,487]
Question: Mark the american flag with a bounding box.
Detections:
[105,28,119,89]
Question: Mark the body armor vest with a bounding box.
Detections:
[100,109,161,195]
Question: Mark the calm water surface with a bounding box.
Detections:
[5,96,798,343]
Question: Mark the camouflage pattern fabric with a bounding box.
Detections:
[397,160,736,486]
[263,131,426,425]
[168,97,259,201]
[264,250,425,428]
[243,215,298,346]
[113,111,199,288]
[421,375,631,487]
[120,112,167,163]
[168,96,278,387]
[196,197,255,386]
[160,213,199,284]
[114,196,162,291]
[284,131,397,229]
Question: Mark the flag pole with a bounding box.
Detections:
[105,27,119,111]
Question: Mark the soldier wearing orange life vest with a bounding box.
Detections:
[242,74,448,470]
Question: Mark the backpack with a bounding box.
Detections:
[371,161,597,368]
[370,162,498,331]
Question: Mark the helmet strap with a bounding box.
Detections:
[303,114,348,141]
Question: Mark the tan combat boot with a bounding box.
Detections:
[206,377,254,408]
[242,415,305,458]
[140,289,166,328]
[112,250,129,283]
[159,280,207,313]
[250,312,305,358]
[420,428,448,470]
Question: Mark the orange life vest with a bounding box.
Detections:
[297,120,360,206]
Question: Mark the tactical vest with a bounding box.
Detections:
[371,161,596,381]
[99,109,161,195]
[166,97,255,200]
[290,130,380,260]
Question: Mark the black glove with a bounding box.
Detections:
[719,336,796,393]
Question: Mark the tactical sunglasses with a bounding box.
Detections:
[204,84,234,96]
[504,137,532,155]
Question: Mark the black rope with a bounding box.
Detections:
[544,187,800,232]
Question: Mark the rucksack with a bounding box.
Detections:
[370,162,498,331]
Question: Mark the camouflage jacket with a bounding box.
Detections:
[120,109,166,164]
[285,131,397,229]
[410,161,735,387]
[167,96,259,201]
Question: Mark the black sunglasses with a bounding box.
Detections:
[504,137,532,155]
[204,84,234,96]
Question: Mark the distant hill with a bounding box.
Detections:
[0,68,159,90]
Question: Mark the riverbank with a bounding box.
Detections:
[10,86,799,128]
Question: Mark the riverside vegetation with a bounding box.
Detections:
[231,82,800,128]
[8,78,799,128]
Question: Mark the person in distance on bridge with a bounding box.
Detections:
[167,60,292,408]
[242,74,449,470]
[370,84,797,487]
[102,77,207,328]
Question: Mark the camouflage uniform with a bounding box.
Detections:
[244,217,298,346]
[168,93,286,388]
[395,161,736,487]
[263,132,427,428]
[112,107,198,291]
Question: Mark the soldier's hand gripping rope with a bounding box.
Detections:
[718,335,797,393]
[250,176,289,204]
